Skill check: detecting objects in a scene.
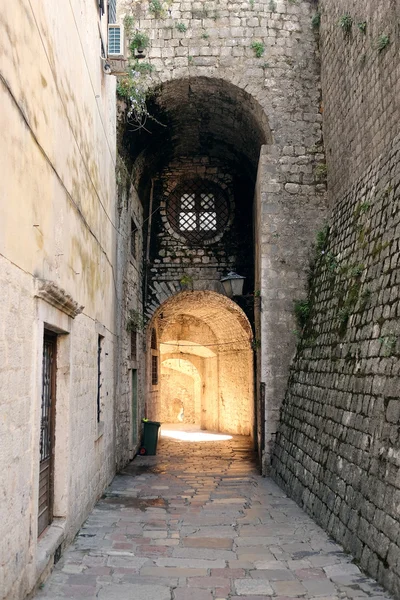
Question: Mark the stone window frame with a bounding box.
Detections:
[160,177,234,246]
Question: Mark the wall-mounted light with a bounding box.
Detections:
[220,271,245,298]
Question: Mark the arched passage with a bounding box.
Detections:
[118,75,269,462]
[146,291,254,438]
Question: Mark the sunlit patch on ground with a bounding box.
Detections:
[161,424,232,442]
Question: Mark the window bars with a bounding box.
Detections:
[166,180,229,244]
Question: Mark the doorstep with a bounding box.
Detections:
[36,518,67,583]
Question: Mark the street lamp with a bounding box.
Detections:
[220,272,246,298]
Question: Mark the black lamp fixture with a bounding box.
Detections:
[220,271,246,298]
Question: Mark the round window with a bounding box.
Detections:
[166,179,230,244]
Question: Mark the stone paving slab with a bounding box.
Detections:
[34,433,392,600]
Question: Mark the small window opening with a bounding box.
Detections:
[151,355,158,386]
[166,179,229,244]
[151,328,157,350]
[150,328,158,386]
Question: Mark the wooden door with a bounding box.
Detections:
[38,333,56,537]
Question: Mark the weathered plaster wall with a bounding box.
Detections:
[272,2,400,596]
[160,366,198,423]
[121,0,327,468]
[115,173,145,469]
[0,1,117,598]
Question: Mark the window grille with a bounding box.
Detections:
[150,328,158,385]
[151,355,158,386]
[166,180,229,244]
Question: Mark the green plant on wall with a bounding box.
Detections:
[339,14,353,34]
[311,12,321,30]
[123,15,135,39]
[127,309,145,331]
[315,163,327,182]
[251,41,265,58]
[294,299,310,330]
[148,0,172,18]
[117,16,166,132]
[268,0,277,12]
[129,30,150,53]
[358,21,367,34]
[376,34,390,51]
[315,224,329,254]
[359,287,371,309]
[149,0,163,17]
[176,22,188,33]
[379,334,397,357]
[180,274,194,289]
[325,252,338,273]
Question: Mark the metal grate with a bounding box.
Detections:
[166,180,229,244]
[39,333,56,537]
[40,338,54,462]
[151,355,158,385]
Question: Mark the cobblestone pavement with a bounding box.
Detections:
[35,428,392,600]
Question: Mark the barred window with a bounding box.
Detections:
[166,180,229,244]
[151,355,158,386]
[151,328,158,386]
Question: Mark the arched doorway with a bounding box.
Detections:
[146,291,254,438]
[118,75,270,464]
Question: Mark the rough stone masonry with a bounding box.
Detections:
[271,1,400,597]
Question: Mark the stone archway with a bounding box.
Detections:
[146,291,254,438]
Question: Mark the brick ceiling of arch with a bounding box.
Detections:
[156,291,253,352]
[125,76,270,187]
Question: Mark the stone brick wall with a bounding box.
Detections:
[160,369,197,423]
[271,2,400,595]
[146,157,254,318]
[115,164,146,469]
[118,0,327,469]
[318,0,399,205]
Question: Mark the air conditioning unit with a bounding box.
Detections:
[108,24,124,56]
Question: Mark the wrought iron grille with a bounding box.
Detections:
[151,355,158,385]
[40,338,54,462]
[166,179,229,244]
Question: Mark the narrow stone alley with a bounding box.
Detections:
[34,429,391,600]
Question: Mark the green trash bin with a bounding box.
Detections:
[140,419,161,455]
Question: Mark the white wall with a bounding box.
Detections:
[0,1,117,597]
